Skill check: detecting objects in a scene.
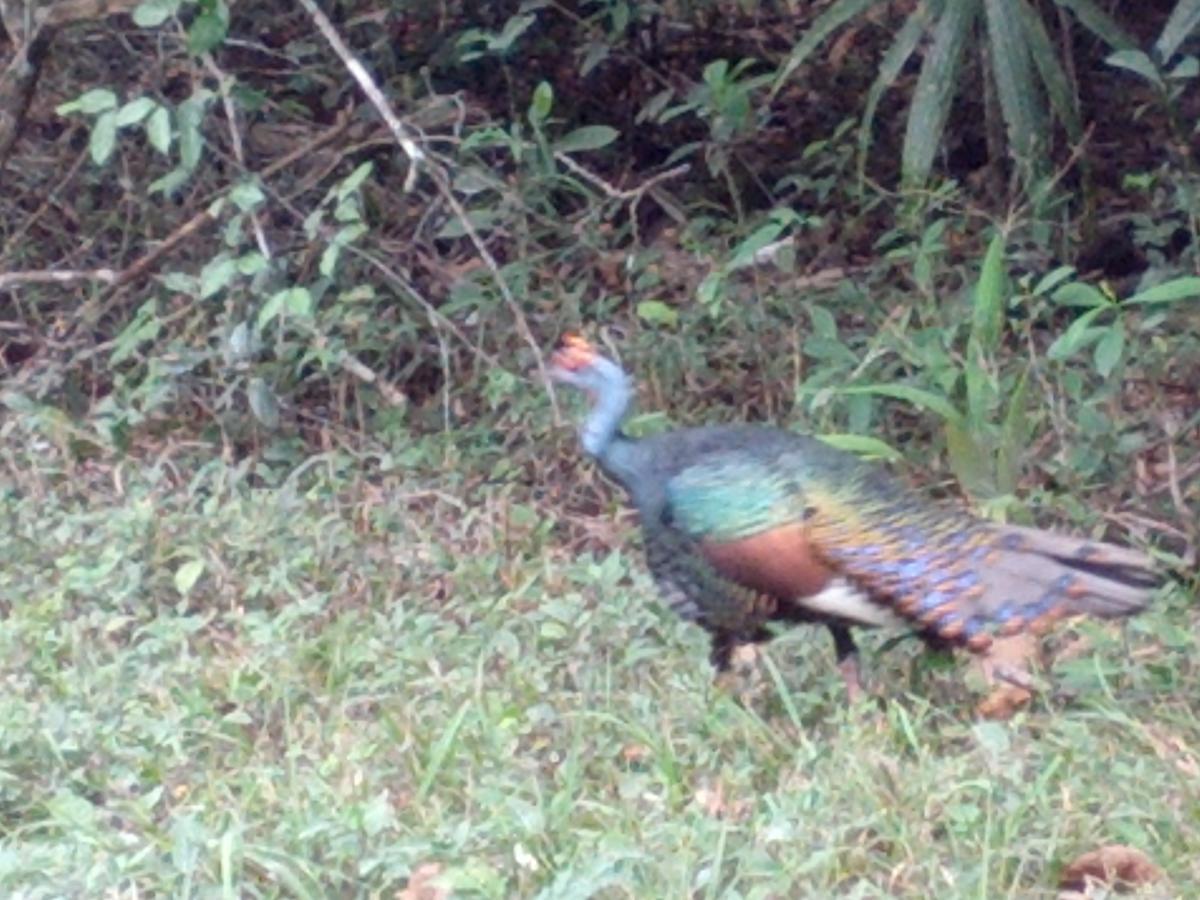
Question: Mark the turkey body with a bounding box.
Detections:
[609,424,908,670]
[549,335,1158,698]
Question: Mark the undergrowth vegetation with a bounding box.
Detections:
[2,0,1199,896]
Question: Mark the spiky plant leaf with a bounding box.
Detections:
[858,11,926,190]
[902,0,980,187]
[945,416,995,498]
[816,433,904,463]
[771,0,877,97]
[1156,0,1200,62]
[1017,0,1082,140]
[972,231,1008,350]
[997,368,1030,495]
[839,383,965,426]
[1052,0,1137,50]
[985,0,1044,181]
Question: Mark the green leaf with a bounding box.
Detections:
[247,377,279,429]
[636,300,679,328]
[1052,281,1109,307]
[1053,0,1137,50]
[230,181,266,211]
[1169,56,1200,78]
[333,196,361,223]
[360,790,397,837]
[972,232,1007,349]
[1124,276,1200,304]
[174,559,205,596]
[772,0,875,96]
[1093,325,1125,376]
[996,368,1030,494]
[490,13,537,54]
[580,42,609,78]
[320,224,366,277]
[284,287,313,317]
[145,106,172,154]
[529,81,553,125]
[697,272,723,309]
[838,384,965,426]
[336,162,374,200]
[46,789,98,829]
[964,344,994,428]
[808,304,838,340]
[188,12,228,54]
[1032,265,1076,296]
[728,221,785,270]
[1155,0,1200,62]
[257,287,311,329]
[89,111,118,164]
[1046,305,1108,359]
[903,0,980,187]
[199,255,238,299]
[133,0,179,27]
[149,167,189,196]
[227,321,253,361]
[236,252,267,275]
[115,97,156,127]
[1107,49,1164,89]
[417,701,472,802]
[945,418,995,498]
[178,95,209,170]
[816,433,903,462]
[554,125,619,153]
[109,302,161,365]
[57,88,118,116]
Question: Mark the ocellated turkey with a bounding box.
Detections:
[549,334,1158,703]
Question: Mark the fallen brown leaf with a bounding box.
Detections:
[1059,844,1163,892]
[693,778,751,821]
[620,743,650,764]
[398,862,448,900]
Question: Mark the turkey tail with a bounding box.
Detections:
[981,524,1159,627]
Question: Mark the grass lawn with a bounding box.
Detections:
[0,440,1195,898]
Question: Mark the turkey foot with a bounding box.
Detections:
[974,633,1039,719]
[837,654,864,704]
[830,625,865,703]
[713,643,767,702]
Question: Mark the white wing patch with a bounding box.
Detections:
[798,578,906,629]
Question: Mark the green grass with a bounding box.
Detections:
[0,440,1195,899]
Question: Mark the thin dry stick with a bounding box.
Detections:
[0,268,118,290]
[198,43,271,260]
[552,154,690,244]
[296,0,560,422]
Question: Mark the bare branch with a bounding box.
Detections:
[296,0,560,421]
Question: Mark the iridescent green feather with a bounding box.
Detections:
[666,456,809,542]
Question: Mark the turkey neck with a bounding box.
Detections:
[580,358,644,486]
